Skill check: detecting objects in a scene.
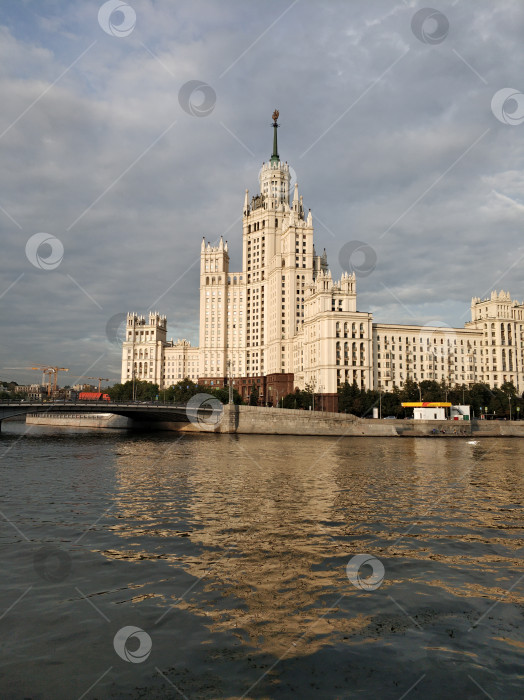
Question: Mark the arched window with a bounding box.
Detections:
[352,323,356,338]
[336,322,340,338]
[344,322,348,338]
[344,342,349,365]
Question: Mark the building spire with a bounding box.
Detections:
[270,109,279,163]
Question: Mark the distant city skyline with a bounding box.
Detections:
[2,0,524,385]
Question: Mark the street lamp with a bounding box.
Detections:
[227,359,233,405]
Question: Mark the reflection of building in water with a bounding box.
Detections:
[105,436,524,656]
[106,436,382,653]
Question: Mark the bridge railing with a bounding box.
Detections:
[0,399,190,408]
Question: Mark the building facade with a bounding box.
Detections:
[122,115,524,401]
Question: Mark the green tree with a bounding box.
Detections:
[338,381,360,414]
[400,379,420,402]
[167,379,201,403]
[419,380,441,401]
[249,385,259,406]
[448,383,469,407]
[500,381,517,398]
[380,387,402,418]
[107,380,159,401]
[282,388,308,409]
[468,383,495,418]
[208,387,243,405]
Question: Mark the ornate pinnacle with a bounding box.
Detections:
[271,109,279,163]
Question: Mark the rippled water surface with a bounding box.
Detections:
[0,423,523,699]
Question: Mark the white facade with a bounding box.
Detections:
[121,312,199,387]
[414,407,446,420]
[121,118,524,396]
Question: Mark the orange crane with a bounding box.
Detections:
[84,377,109,392]
[5,366,69,396]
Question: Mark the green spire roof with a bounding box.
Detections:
[270,109,279,163]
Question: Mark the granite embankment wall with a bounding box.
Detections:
[211,405,524,437]
[216,405,392,436]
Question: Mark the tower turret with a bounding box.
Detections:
[258,109,291,206]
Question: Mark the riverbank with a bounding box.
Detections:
[209,404,524,437]
[20,405,524,437]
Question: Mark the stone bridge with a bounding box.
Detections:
[0,400,212,430]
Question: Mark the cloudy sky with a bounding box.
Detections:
[2,0,524,386]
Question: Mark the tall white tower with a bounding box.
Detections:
[242,110,316,377]
[199,236,229,379]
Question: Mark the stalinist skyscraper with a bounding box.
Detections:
[122,112,524,405]
[196,109,371,406]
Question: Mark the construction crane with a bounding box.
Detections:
[46,367,69,395]
[5,366,69,396]
[84,377,109,392]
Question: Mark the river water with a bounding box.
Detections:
[0,422,522,699]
